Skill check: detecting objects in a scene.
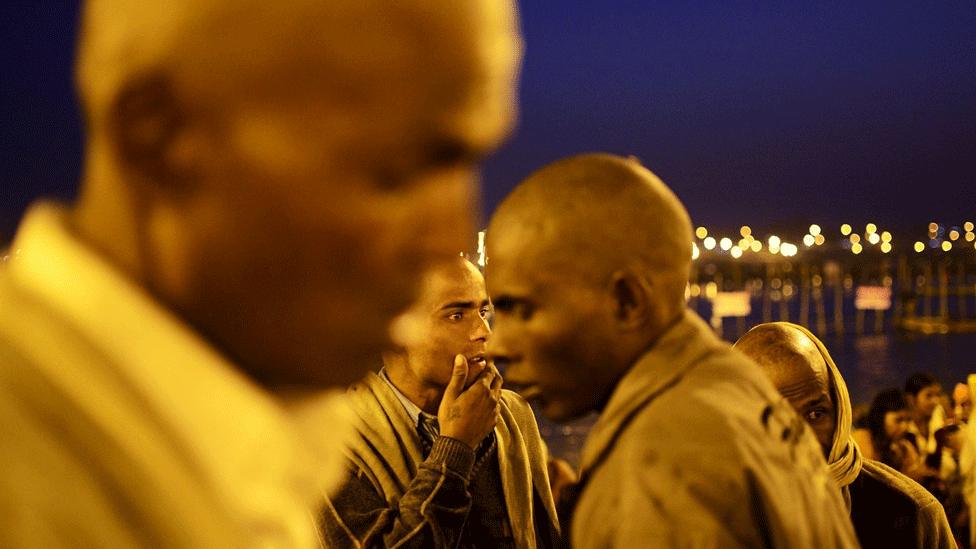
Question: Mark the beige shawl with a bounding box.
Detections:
[342,373,558,548]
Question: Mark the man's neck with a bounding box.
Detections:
[383,358,443,415]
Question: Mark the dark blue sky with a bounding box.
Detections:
[2,2,975,241]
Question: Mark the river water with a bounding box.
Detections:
[538,312,976,466]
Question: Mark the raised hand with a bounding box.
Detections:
[438,355,503,448]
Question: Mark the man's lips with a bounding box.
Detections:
[466,354,488,370]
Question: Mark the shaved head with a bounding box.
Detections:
[77,0,519,137]
[485,153,693,420]
[734,323,835,456]
[70,0,521,388]
[734,324,830,399]
[489,153,692,314]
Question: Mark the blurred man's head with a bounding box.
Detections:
[734,323,836,456]
[385,258,491,408]
[486,153,692,421]
[71,0,521,388]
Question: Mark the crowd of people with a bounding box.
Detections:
[850,373,974,546]
[1,1,972,548]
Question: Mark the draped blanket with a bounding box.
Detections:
[343,373,559,548]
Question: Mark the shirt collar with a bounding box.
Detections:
[379,368,438,427]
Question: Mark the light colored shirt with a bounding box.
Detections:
[0,203,344,548]
[379,368,432,428]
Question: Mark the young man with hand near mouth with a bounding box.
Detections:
[322,258,560,549]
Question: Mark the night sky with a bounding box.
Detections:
[2,2,975,242]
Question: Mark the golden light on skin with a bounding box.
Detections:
[881,231,892,243]
[865,223,877,235]
[840,224,852,236]
[949,230,960,241]
[696,226,708,239]
[751,240,763,252]
[703,236,716,250]
[867,232,881,245]
[880,242,892,253]
[803,234,815,247]
[967,232,975,242]
[942,241,952,252]
[852,243,863,254]
[738,238,751,250]
[719,237,733,251]
[809,224,822,236]
[740,225,752,237]
[850,234,861,244]
[914,241,925,253]
[730,247,743,259]
[965,221,974,232]
[814,234,825,246]
[691,242,700,260]
[929,222,939,233]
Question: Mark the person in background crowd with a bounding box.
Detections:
[322,258,560,548]
[0,0,522,546]
[954,384,972,424]
[485,153,858,548]
[855,389,937,485]
[931,424,970,547]
[735,322,955,549]
[907,372,948,458]
[959,375,976,549]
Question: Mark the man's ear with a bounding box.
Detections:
[607,269,652,330]
[110,73,194,192]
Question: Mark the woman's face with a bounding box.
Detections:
[913,384,944,417]
[884,410,912,440]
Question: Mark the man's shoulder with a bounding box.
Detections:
[857,459,941,510]
[499,389,544,431]
[614,344,813,476]
[500,388,531,412]
[633,344,780,432]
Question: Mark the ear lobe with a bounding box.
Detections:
[111,73,192,190]
[609,270,651,329]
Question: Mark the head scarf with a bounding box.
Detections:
[766,322,864,488]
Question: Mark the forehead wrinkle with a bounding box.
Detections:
[773,370,829,401]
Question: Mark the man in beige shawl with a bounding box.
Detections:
[486,153,857,548]
[322,258,560,548]
[736,322,956,548]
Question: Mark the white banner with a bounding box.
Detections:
[712,291,752,318]
[855,286,891,311]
